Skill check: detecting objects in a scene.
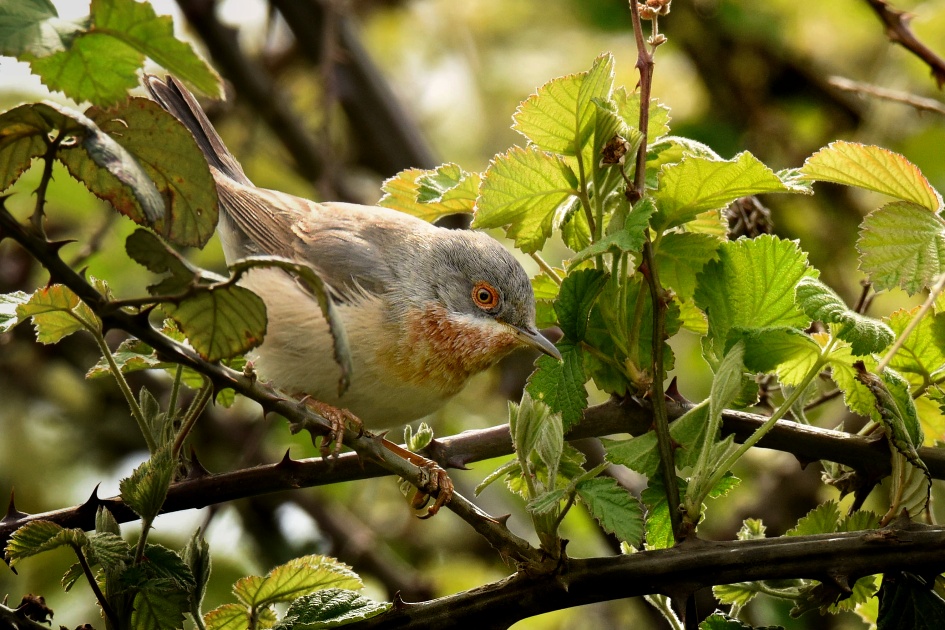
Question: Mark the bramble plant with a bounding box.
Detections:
[2,0,945,629]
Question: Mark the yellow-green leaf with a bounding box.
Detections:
[17,284,101,343]
[801,141,942,212]
[233,555,361,608]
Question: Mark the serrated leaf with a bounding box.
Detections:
[878,573,945,630]
[79,99,219,247]
[915,394,945,447]
[694,235,815,366]
[698,612,760,630]
[524,345,587,431]
[792,575,878,617]
[378,164,479,222]
[0,0,86,58]
[126,228,200,295]
[885,308,945,388]
[654,232,721,301]
[510,392,562,486]
[142,544,196,589]
[95,506,121,536]
[10,101,166,222]
[826,341,879,417]
[641,476,679,549]
[554,268,609,342]
[0,291,30,332]
[17,284,101,343]
[575,477,644,547]
[786,501,841,536]
[473,145,579,253]
[132,585,190,630]
[183,529,211,617]
[653,152,792,232]
[6,520,86,566]
[839,510,881,532]
[87,531,133,573]
[613,87,671,142]
[712,583,760,609]
[275,588,392,629]
[569,197,653,266]
[795,277,894,355]
[603,403,708,477]
[120,447,174,522]
[860,367,926,453]
[234,555,361,608]
[532,273,560,329]
[512,53,614,156]
[738,328,822,386]
[164,284,266,363]
[801,141,942,212]
[857,201,945,295]
[204,603,250,630]
[527,488,569,515]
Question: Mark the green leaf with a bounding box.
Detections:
[512,53,614,156]
[654,232,721,301]
[120,447,174,522]
[524,345,587,431]
[801,141,943,212]
[510,392,563,487]
[532,273,560,329]
[0,291,30,332]
[126,228,201,295]
[786,501,841,536]
[163,283,267,363]
[204,603,249,630]
[142,544,196,589]
[603,403,709,477]
[711,583,760,609]
[0,0,86,58]
[233,555,361,608]
[95,506,121,536]
[860,367,925,452]
[5,520,86,566]
[473,145,579,253]
[641,476,680,549]
[554,268,609,342]
[575,477,644,547]
[526,487,568,515]
[694,235,815,366]
[92,0,221,98]
[857,201,945,295]
[568,197,654,266]
[86,531,133,573]
[613,87,671,142]
[885,307,945,388]
[378,164,479,223]
[915,394,945,447]
[79,99,219,247]
[275,588,392,629]
[653,152,792,232]
[132,584,190,630]
[13,101,166,223]
[826,341,879,417]
[877,572,945,630]
[17,284,101,343]
[795,277,894,355]
[738,328,823,386]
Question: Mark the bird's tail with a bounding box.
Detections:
[144,75,251,186]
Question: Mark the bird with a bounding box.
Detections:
[144,76,561,434]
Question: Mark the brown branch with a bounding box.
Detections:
[864,0,945,89]
[829,75,945,115]
[345,521,945,629]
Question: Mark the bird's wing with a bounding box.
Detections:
[217,182,426,301]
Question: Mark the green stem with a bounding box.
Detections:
[73,543,119,629]
[530,252,563,286]
[134,517,152,565]
[168,364,184,421]
[173,380,213,458]
[703,348,833,496]
[93,329,156,453]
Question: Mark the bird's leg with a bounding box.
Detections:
[379,439,454,518]
[292,395,363,457]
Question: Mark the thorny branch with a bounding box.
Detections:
[863,0,945,89]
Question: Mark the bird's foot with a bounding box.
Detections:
[382,439,453,518]
[292,396,363,457]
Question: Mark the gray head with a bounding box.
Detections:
[420,230,561,359]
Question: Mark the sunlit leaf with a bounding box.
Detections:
[0,0,86,58]
[379,164,479,222]
[801,141,942,212]
[17,284,101,343]
[233,555,361,608]
[576,477,644,547]
[525,344,587,431]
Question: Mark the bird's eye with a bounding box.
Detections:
[472,281,500,310]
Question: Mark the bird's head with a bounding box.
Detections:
[423,230,561,361]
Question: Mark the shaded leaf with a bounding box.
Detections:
[554,268,609,342]
[120,447,174,522]
[877,572,945,630]
[576,477,644,547]
[132,584,190,630]
[0,0,86,58]
[857,201,945,295]
[6,520,86,566]
[525,344,587,431]
[796,277,894,355]
[17,283,101,343]
[274,588,392,629]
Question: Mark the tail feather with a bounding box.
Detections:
[144,75,251,186]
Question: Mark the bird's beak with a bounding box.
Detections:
[509,324,562,360]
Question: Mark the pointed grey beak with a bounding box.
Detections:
[510,324,562,360]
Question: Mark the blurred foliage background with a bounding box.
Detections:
[2,0,945,628]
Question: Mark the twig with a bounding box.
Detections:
[863,0,945,89]
[877,272,945,373]
[829,75,945,115]
[530,252,562,285]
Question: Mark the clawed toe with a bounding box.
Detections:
[292,396,363,457]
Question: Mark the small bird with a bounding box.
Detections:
[145,76,561,431]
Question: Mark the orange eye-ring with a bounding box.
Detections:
[472,281,500,310]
